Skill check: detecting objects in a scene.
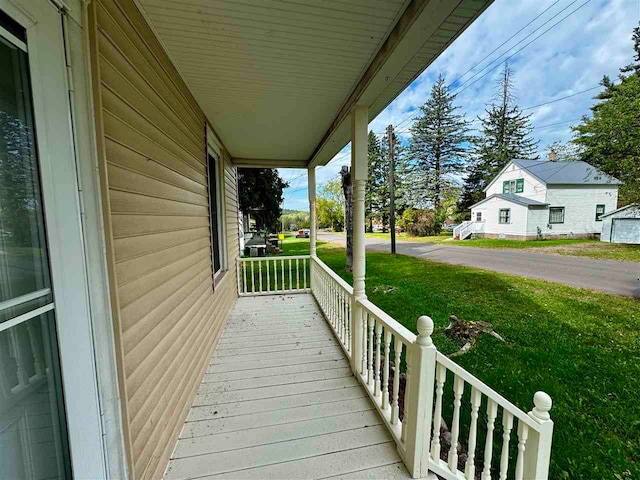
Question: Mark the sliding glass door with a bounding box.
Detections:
[0,11,71,479]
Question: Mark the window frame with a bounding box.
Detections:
[595,204,606,221]
[549,207,565,224]
[476,212,482,222]
[206,138,227,285]
[503,179,524,194]
[499,208,511,224]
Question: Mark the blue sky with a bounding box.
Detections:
[281,0,640,211]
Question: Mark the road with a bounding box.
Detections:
[318,233,640,298]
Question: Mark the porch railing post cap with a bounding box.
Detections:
[416,315,434,346]
[532,391,552,420]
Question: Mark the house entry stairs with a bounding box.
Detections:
[165,255,553,479]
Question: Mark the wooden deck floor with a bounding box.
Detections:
[164,294,411,480]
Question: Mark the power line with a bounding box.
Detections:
[453,0,591,96]
[447,1,561,88]
[521,86,599,110]
[393,0,590,131]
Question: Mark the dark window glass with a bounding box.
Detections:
[208,154,221,274]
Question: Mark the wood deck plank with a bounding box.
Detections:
[166,294,408,480]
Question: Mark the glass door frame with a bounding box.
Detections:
[0,1,108,478]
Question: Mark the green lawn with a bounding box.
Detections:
[339,231,640,262]
[282,236,640,479]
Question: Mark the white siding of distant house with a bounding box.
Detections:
[540,186,618,236]
[526,207,549,236]
[485,162,546,202]
[472,198,529,237]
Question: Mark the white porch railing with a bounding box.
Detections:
[236,256,310,296]
[453,221,484,240]
[238,254,554,480]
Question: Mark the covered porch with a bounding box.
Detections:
[165,293,410,479]
[165,255,554,480]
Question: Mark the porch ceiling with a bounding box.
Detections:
[137,0,492,167]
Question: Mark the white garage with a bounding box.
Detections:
[600,204,640,244]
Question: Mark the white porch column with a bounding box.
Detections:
[308,167,317,256]
[350,104,368,374]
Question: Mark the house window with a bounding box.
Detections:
[503,179,524,194]
[595,204,605,221]
[207,152,225,279]
[499,208,510,224]
[549,207,565,224]
[476,212,482,221]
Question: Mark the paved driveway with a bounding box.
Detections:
[318,233,640,298]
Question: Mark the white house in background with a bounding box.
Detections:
[455,160,619,240]
[600,204,640,244]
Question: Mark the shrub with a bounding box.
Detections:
[398,208,439,236]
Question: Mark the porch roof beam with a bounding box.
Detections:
[232,158,308,169]
[308,0,493,168]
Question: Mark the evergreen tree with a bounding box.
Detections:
[407,74,470,213]
[366,131,384,232]
[459,63,538,213]
[238,168,288,232]
[380,126,407,229]
[621,22,640,76]
[573,24,640,204]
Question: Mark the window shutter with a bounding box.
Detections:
[516,179,524,193]
[503,181,509,193]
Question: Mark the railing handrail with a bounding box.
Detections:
[356,297,416,345]
[436,352,541,431]
[310,255,353,294]
[239,254,310,261]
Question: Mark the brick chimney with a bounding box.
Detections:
[548,149,558,162]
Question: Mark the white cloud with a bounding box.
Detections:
[284,0,639,207]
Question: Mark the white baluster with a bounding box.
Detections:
[26,321,44,377]
[243,261,247,294]
[273,259,278,292]
[391,338,402,424]
[465,387,482,480]
[296,258,300,289]
[448,375,465,472]
[303,258,307,289]
[515,421,529,480]
[402,339,411,443]
[288,259,292,290]
[499,411,514,480]
[258,261,263,292]
[361,310,367,375]
[266,260,270,292]
[431,363,447,461]
[374,322,382,397]
[9,327,29,387]
[250,261,255,293]
[382,330,391,409]
[281,259,285,291]
[367,314,374,387]
[482,399,499,480]
[236,258,242,294]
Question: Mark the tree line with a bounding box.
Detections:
[316,22,639,235]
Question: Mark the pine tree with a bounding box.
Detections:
[366,131,385,232]
[459,63,538,213]
[407,74,470,213]
[620,22,640,76]
[572,23,640,204]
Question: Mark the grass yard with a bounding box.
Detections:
[282,235,640,479]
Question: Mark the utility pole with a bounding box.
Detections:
[387,124,396,254]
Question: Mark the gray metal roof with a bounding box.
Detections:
[600,204,640,218]
[471,193,549,209]
[513,160,620,185]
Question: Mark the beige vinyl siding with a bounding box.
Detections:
[88,1,239,478]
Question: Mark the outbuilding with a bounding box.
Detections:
[600,204,640,244]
